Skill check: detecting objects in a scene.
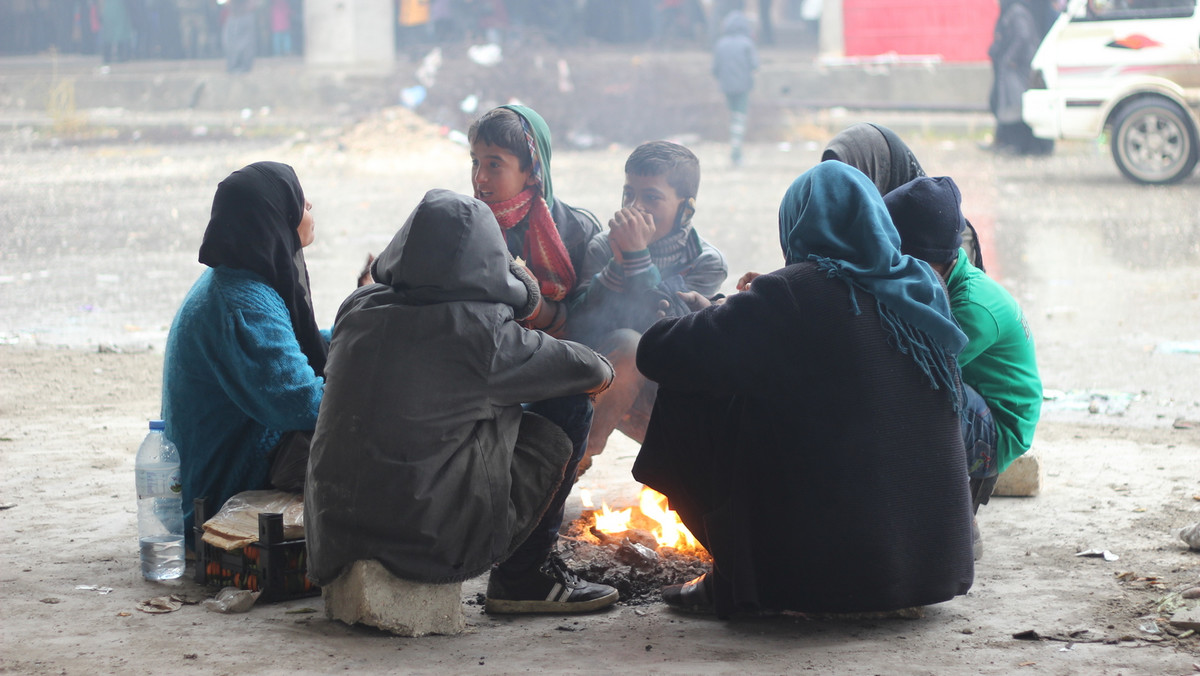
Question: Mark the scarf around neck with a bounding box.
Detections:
[778,161,966,406]
[491,187,575,301]
[198,161,327,376]
[648,197,703,276]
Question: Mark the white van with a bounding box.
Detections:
[1023,0,1200,184]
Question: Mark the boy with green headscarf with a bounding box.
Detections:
[468,104,599,336]
[465,104,617,614]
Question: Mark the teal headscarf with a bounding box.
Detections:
[779,161,967,403]
[499,104,555,208]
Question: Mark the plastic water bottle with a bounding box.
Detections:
[135,420,185,581]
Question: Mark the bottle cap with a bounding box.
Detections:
[149,420,165,430]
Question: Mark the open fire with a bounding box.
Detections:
[580,487,704,553]
[561,486,711,602]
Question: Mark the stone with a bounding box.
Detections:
[993,449,1043,497]
[1168,604,1200,632]
[322,560,465,637]
[1178,522,1200,550]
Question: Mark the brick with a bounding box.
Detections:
[322,560,465,637]
[1168,604,1200,632]
[993,449,1043,497]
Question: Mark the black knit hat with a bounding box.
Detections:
[883,176,965,264]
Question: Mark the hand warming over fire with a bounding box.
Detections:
[656,291,715,319]
[736,271,761,291]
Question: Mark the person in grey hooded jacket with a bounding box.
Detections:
[304,189,619,615]
[712,7,758,166]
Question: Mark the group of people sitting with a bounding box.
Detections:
[161,105,1042,619]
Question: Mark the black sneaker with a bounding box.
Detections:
[485,554,619,614]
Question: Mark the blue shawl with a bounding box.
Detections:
[778,161,967,404]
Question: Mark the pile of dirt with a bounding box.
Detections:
[336,105,456,155]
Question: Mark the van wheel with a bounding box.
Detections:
[1110,97,1199,184]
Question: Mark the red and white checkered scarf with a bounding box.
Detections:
[490,187,576,301]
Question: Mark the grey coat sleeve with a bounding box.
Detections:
[488,322,614,406]
[681,239,730,298]
[572,233,614,297]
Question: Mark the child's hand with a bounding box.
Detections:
[656,291,713,319]
[736,271,761,291]
[608,207,656,254]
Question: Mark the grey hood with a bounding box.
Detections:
[371,189,539,318]
[721,11,753,37]
[305,189,612,585]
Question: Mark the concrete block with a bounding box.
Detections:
[1168,604,1200,631]
[993,449,1043,497]
[322,560,465,637]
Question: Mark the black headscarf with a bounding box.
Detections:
[822,123,986,271]
[198,161,327,376]
[821,122,926,194]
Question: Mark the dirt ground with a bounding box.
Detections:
[2,106,1200,674]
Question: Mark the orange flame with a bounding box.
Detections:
[593,502,633,533]
[639,488,699,550]
[589,486,699,551]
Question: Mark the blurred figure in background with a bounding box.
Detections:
[712,2,758,167]
[178,0,210,58]
[270,0,292,56]
[758,0,774,44]
[222,0,257,73]
[986,0,1055,156]
[99,0,134,62]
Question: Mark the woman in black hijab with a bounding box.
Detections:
[197,161,327,374]
[163,161,329,538]
[822,123,986,271]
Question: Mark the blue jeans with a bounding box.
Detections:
[962,383,999,513]
[961,383,998,480]
[497,393,593,574]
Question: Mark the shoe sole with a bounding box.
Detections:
[485,588,619,615]
[664,602,715,616]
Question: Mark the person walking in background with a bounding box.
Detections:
[178,0,208,58]
[99,0,134,62]
[126,0,149,58]
[986,0,1054,156]
[711,2,757,167]
[758,0,774,44]
[270,0,292,56]
[222,0,257,73]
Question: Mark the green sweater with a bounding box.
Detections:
[947,251,1042,473]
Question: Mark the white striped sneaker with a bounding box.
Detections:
[485,554,619,615]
